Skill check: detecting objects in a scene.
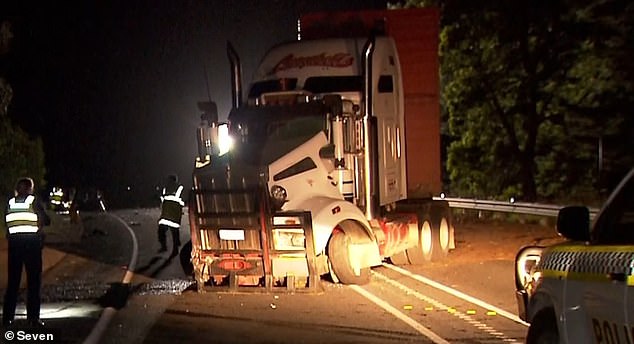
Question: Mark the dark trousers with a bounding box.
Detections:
[157,224,180,251]
[3,235,42,323]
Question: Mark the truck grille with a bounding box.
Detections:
[199,227,261,251]
[192,165,264,252]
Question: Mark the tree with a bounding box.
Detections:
[440,0,633,202]
[0,20,47,197]
[554,0,634,195]
[0,113,47,196]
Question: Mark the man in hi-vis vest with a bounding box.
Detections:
[3,177,50,328]
[157,174,184,255]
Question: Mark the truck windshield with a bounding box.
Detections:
[228,102,329,165]
[248,76,362,98]
[248,78,299,98]
[303,76,363,93]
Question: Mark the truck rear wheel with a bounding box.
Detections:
[406,213,434,264]
[405,204,451,263]
[328,230,371,285]
[430,203,452,260]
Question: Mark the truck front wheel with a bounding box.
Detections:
[328,230,371,285]
[389,250,410,265]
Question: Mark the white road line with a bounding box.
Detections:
[349,285,451,344]
[83,212,139,344]
[382,263,530,326]
[372,271,522,344]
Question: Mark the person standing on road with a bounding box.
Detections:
[157,174,184,256]
[3,177,50,327]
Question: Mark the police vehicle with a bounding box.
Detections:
[515,168,634,344]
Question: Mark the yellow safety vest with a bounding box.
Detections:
[159,185,184,228]
[6,195,39,234]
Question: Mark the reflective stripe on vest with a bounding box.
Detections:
[6,195,39,234]
[50,189,63,205]
[158,218,181,228]
[159,185,184,228]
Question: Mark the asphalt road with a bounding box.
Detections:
[0,208,557,343]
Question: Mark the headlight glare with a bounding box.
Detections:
[217,124,234,156]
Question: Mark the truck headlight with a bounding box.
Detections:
[217,124,234,156]
[272,228,305,250]
[270,185,287,210]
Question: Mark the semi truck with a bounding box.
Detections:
[183,7,455,291]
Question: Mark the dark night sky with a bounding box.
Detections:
[2,1,386,207]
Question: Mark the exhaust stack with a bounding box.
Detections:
[362,35,377,220]
[227,41,243,109]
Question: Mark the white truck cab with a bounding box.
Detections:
[248,36,408,208]
[515,168,634,343]
[186,8,452,292]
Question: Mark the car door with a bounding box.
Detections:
[578,169,634,343]
[625,280,634,343]
[620,176,634,343]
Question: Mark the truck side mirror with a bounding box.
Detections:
[556,206,590,241]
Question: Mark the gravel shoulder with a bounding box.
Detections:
[449,218,565,263]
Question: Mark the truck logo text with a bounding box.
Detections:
[271,53,354,73]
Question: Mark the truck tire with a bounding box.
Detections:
[328,230,371,285]
[389,250,410,265]
[180,241,194,277]
[430,203,452,260]
[526,308,559,344]
[405,211,443,264]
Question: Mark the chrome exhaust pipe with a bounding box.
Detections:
[226,41,243,109]
[362,35,376,220]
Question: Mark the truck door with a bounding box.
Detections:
[374,73,405,205]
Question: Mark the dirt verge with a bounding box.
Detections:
[449,218,565,263]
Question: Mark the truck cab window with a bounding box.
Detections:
[249,78,298,98]
[303,76,363,93]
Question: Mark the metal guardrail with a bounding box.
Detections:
[433,196,600,220]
